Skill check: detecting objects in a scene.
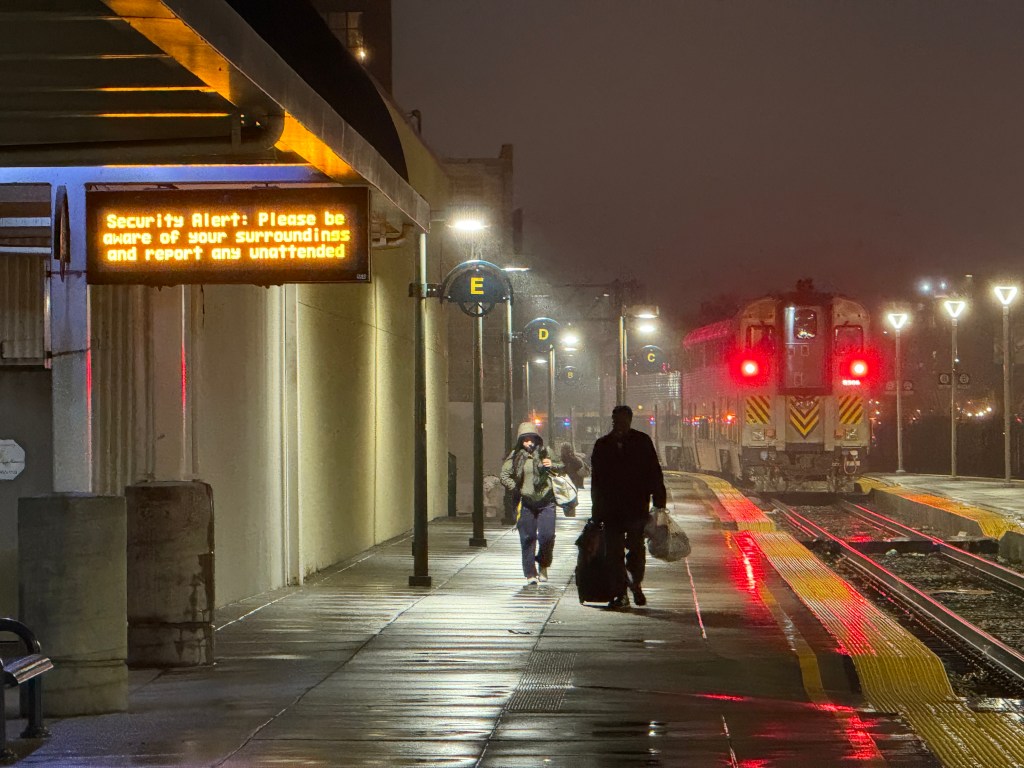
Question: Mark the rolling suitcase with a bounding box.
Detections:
[575,520,617,604]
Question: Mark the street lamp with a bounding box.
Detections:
[994,286,1019,485]
[943,299,967,479]
[619,304,659,405]
[886,312,910,473]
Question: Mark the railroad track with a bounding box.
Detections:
[769,498,1024,690]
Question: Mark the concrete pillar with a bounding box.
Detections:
[126,481,214,668]
[18,494,127,716]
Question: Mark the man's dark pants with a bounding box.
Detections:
[604,517,646,596]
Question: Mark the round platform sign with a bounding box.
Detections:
[524,317,560,353]
[639,345,667,373]
[0,439,25,481]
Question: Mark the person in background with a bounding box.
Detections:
[558,443,586,516]
[589,405,666,608]
[501,422,563,585]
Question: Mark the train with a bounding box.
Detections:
[679,283,872,493]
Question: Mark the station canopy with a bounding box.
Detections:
[0,0,427,229]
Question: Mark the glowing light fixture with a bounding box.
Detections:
[994,285,1019,306]
[637,322,657,334]
[741,360,760,378]
[449,218,488,232]
[943,299,967,319]
[561,332,580,347]
[886,312,909,331]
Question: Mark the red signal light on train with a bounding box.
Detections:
[849,359,868,378]
[740,360,760,378]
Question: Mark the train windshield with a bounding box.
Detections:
[794,309,817,339]
[834,325,863,355]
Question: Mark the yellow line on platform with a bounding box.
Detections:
[683,472,1024,768]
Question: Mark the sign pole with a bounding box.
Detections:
[547,346,556,447]
[951,318,958,480]
[470,313,487,547]
[895,328,905,474]
[1004,303,1013,486]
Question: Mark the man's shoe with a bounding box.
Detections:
[631,585,647,606]
[606,594,629,609]
[526,576,538,586]
[538,566,549,582]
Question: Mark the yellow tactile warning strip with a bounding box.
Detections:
[837,394,863,425]
[686,472,1024,768]
[745,395,771,425]
[859,477,1024,540]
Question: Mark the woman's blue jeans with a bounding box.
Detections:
[517,502,556,577]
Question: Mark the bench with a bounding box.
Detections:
[1,619,52,762]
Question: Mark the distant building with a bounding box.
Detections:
[311,0,393,93]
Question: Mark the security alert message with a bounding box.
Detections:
[86,186,369,285]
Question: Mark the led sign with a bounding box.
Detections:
[86,186,369,285]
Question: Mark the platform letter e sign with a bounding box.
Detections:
[470,276,484,295]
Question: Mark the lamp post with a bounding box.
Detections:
[995,286,1019,485]
[410,231,431,587]
[886,312,909,474]
[943,299,967,479]
[619,304,659,405]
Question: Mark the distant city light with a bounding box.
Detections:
[919,281,932,294]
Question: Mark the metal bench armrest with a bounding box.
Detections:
[2,654,53,687]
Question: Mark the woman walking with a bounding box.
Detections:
[501,422,563,585]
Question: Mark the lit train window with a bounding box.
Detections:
[794,309,817,339]
[834,325,863,355]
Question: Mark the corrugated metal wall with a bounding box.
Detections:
[0,183,49,366]
[90,285,151,495]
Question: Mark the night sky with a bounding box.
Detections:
[392,1,1024,315]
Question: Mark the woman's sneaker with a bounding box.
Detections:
[526,576,539,585]
[538,567,549,582]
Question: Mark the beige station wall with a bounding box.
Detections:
[194,285,287,606]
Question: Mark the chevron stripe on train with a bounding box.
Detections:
[788,397,820,438]
[838,394,863,425]
[745,395,771,425]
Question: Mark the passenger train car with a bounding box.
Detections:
[680,285,872,493]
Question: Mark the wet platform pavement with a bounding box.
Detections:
[5,478,939,767]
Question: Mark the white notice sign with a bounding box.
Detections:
[0,439,25,481]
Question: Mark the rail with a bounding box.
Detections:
[769,500,1024,687]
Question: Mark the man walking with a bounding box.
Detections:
[590,405,667,608]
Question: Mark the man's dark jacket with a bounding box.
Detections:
[590,428,667,525]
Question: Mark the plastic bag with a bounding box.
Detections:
[645,507,691,562]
